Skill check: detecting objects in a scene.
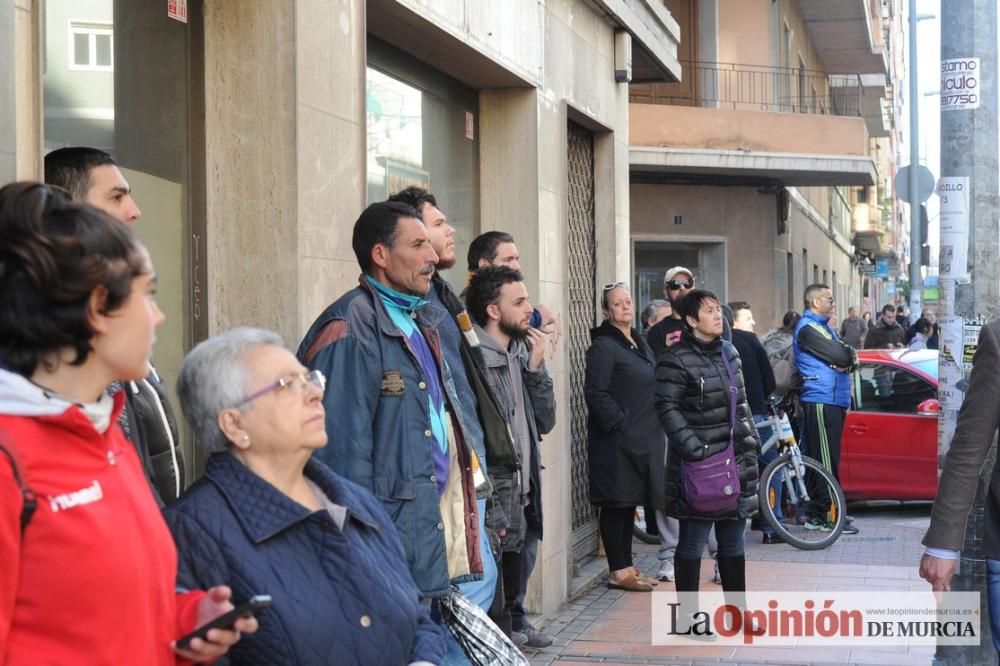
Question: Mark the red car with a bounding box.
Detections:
[840,349,939,501]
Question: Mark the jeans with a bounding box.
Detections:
[511,525,540,631]
[457,498,497,609]
[986,558,1000,654]
[675,518,745,559]
[754,414,782,535]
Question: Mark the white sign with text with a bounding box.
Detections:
[941,58,980,111]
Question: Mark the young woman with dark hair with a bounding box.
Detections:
[0,182,253,664]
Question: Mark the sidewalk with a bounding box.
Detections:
[524,505,938,665]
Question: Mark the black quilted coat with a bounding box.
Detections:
[654,331,760,520]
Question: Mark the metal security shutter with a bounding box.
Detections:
[566,120,598,564]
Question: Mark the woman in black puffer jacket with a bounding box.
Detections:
[655,290,760,601]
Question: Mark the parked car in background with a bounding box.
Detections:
[840,349,939,501]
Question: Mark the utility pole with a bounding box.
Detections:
[907,0,921,313]
[936,0,999,664]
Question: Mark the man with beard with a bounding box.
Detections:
[297,201,487,661]
[646,266,730,359]
[864,304,907,349]
[465,230,556,646]
[466,265,555,645]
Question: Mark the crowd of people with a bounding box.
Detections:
[0,145,928,664]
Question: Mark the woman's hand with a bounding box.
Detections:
[173,585,259,662]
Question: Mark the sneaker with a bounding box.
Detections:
[804,518,832,532]
[842,523,859,535]
[511,628,553,649]
[657,562,675,582]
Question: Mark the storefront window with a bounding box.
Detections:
[366,41,478,285]
[43,0,196,461]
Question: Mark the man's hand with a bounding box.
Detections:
[919,554,959,592]
[173,585,259,662]
[536,304,557,335]
[526,327,547,371]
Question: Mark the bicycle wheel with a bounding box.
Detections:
[633,508,660,544]
[758,453,846,550]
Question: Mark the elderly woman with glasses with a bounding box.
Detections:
[584,282,665,591]
[164,327,445,666]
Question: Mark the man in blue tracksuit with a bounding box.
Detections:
[793,283,859,534]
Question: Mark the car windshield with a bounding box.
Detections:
[910,358,938,380]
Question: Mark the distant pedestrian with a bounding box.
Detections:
[641,299,672,331]
[839,306,867,350]
[908,318,933,351]
[864,304,906,349]
[729,301,781,544]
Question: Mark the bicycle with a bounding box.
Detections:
[755,396,847,550]
[633,507,659,544]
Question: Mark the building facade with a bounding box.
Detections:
[627,0,899,331]
[2,0,682,616]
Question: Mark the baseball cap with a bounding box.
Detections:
[663,266,694,285]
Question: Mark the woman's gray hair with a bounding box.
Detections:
[176,326,284,454]
[641,299,671,329]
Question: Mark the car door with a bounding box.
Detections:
[842,362,938,500]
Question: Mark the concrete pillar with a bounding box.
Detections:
[13,0,41,180]
[201,0,366,343]
[0,1,15,181]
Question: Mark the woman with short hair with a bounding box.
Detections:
[654,289,760,602]
[0,182,251,664]
[165,327,444,666]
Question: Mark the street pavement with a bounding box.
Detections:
[523,503,940,665]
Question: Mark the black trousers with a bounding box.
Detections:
[800,402,846,520]
[599,506,635,571]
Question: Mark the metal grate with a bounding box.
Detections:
[566,120,598,558]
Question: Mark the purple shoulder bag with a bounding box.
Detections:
[680,349,742,513]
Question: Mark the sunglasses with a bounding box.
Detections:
[665,279,693,290]
[602,281,628,292]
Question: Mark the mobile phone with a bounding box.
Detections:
[175,594,272,650]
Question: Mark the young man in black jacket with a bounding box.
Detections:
[729,302,781,543]
[45,147,184,506]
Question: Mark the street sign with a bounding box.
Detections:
[859,263,876,276]
[894,164,936,203]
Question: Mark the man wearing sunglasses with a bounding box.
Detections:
[646,266,731,360]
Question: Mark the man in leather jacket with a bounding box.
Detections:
[45,147,184,505]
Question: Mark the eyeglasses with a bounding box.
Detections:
[602,281,628,292]
[234,369,327,407]
[820,296,835,304]
[665,279,693,291]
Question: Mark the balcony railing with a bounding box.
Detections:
[630,61,865,118]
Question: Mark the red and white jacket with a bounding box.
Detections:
[0,368,203,665]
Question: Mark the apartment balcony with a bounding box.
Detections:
[797,0,888,75]
[629,62,877,187]
[830,73,890,138]
[851,203,889,254]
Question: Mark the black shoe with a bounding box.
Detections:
[762,533,784,544]
[842,524,859,535]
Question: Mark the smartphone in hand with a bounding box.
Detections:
[175,594,272,650]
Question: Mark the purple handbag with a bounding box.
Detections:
[680,349,742,513]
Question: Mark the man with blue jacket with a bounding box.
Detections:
[793,283,859,534]
[298,201,488,662]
